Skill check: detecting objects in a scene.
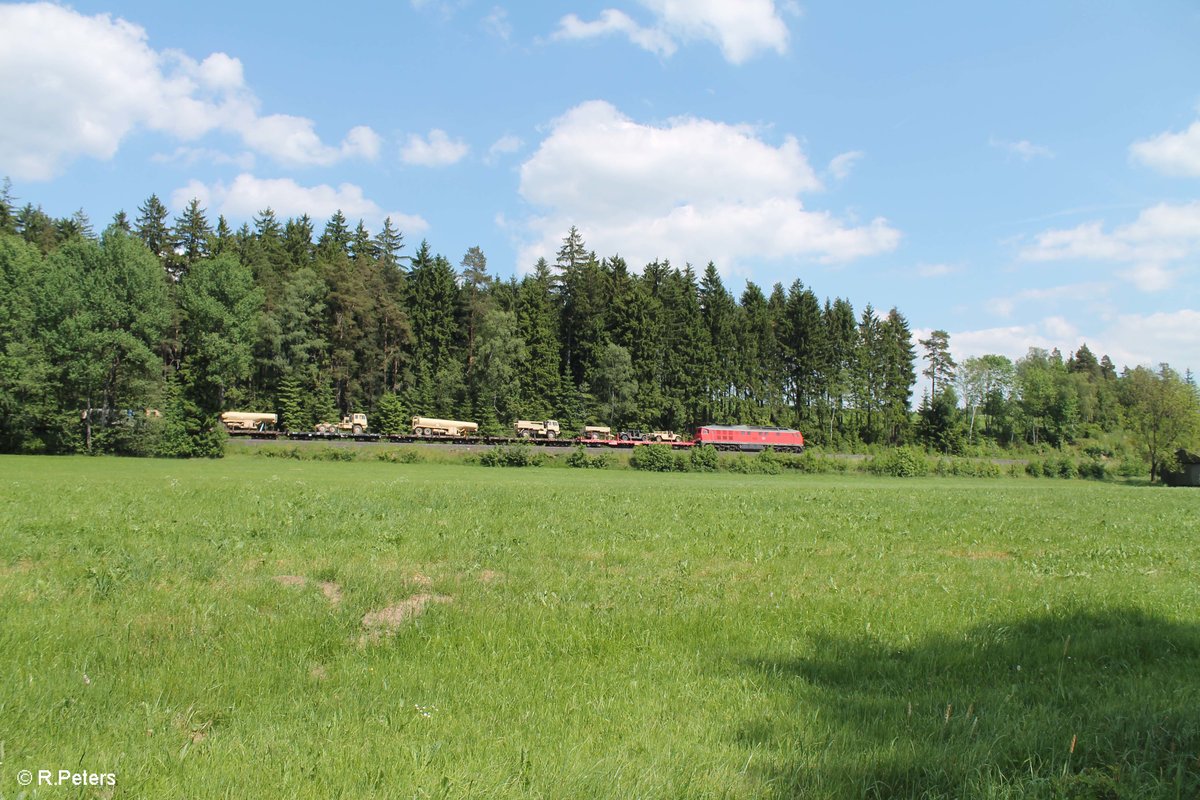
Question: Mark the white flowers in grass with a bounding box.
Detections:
[414,704,436,719]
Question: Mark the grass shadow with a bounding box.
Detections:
[740,608,1200,799]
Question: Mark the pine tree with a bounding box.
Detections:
[318,210,351,257]
[173,197,212,276]
[134,194,173,266]
[375,391,407,435]
[276,373,306,431]
[0,178,16,236]
[515,259,562,416]
[919,329,956,397]
[374,217,406,272]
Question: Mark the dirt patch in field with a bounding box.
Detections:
[319,581,343,606]
[309,664,329,682]
[478,569,503,583]
[359,594,452,644]
[410,572,433,588]
[274,575,344,606]
[949,550,1012,561]
[0,559,35,576]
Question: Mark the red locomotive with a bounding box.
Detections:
[694,425,805,453]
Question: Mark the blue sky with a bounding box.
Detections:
[2,1,1198,372]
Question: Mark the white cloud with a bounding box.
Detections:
[989,136,1054,161]
[515,100,899,272]
[916,263,959,279]
[827,150,864,180]
[553,9,677,57]
[400,129,470,167]
[0,3,379,180]
[1020,201,1200,292]
[1131,120,1200,177]
[937,309,1200,373]
[485,134,524,164]
[152,146,255,170]
[171,174,428,234]
[985,282,1111,318]
[483,6,512,40]
[552,0,789,64]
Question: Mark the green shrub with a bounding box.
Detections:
[723,450,783,475]
[376,448,423,464]
[479,444,545,467]
[867,447,929,477]
[1116,458,1146,478]
[566,446,612,469]
[689,444,719,473]
[312,446,357,462]
[1056,456,1078,479]
[629,444,679,472]
[1079,459,1109,480]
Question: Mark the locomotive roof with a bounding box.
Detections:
[701,425,800,432]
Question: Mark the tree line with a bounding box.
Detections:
[1,180,1196,476]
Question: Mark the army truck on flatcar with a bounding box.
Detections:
[582,425,612,440]
[514,419,560,439]
[315,413,369,434]
[411,416,478,437]
[650,430,681,442]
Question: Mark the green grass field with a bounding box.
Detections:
[1,455,1197,798]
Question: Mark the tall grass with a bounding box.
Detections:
[0,456,1196,798]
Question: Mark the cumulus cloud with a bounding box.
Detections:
[985,282,1111,318]
[485,134,524,164]
[171,174,428,233]
[552,0,789,64]
[400,129,470,166]
[0,3,380,179]
[827,151,864,180]
[515,100,899,272]
[1020,201,1200,292]
[916,263,963,280]
[483,6,512,40]
[1130,120,1200,177]
[989,137,1054,161]
[943,310,1200,373]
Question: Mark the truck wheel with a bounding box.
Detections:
[521,429,531,438]
[353,425,363,434]
[547,431,556,439]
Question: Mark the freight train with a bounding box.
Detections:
[222,412,804,453]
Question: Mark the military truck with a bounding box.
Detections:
[221,411,278,432]
[411,416,478,437]
[514,419,560,439]
[582,425,612,440]
[315,413,368,434]
[650,430,681,442]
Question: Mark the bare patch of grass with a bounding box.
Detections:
[359,594,453,644]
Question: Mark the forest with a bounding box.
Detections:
[0,180,1197,478]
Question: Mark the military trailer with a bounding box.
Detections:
[582,425,612,440]
[411,416,478,437]
[220,411,278,432]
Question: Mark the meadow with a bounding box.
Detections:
[0,455,1197,799]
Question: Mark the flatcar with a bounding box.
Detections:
[695,424,804,453]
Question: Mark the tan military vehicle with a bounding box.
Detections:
[315,413,369,434]
[411,416,478,437]
[650,430,681,442]
[220,411,278,431]
[582,425,612,440]
[514,419,560,439]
